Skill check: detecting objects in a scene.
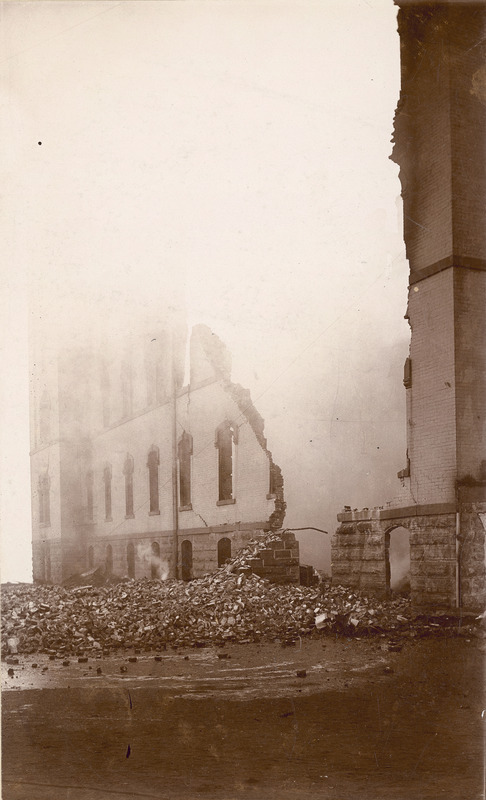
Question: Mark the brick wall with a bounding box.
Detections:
[454,268,486,482]
[407,270,457,504]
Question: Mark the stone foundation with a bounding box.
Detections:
[332,501,486,610]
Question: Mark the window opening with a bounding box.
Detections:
[103,464,112,520]
[151,541,161,579]
[178,432,193,508]
[147,446,160,513]
[218,537,232,567]
[123,454,135,517]
[216,421,238,502]
[181,540,193,582]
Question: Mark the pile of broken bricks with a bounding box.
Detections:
[2,532,481,657]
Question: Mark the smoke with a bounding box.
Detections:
[388,527,410,592]
[136,544,169,581]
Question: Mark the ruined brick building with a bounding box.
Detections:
[30,315,287,584]
[332,1,486,609]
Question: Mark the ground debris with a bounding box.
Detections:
[1,536,480,655]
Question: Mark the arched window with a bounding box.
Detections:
[181,540,193,582]
[147,446,160,514]
[105,544,113,576]
[151,541,161,579]
[215,421,238,502]
[123,454,135,518]
[88,546,94,570]
[86,470,94,521]
[218,537,232,567]
[39,391,51,444]
[38,472,51,526]
[178,432,193,508]
[127,543,135,578]
[103,464,112,521]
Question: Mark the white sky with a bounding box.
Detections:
[0,0,409,581]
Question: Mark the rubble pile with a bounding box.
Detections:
[2,536,478,656]
[2,573,475,657]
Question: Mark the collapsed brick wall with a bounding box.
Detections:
[195,325,286,531]
[246,531,300,585]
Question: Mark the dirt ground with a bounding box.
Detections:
[2,634,485,800]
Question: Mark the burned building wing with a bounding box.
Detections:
[30,320,286,584]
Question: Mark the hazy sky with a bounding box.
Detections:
[1,0,409,580]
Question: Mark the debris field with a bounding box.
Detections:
[2,533,477,657]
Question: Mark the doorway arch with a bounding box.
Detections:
[385,526,411,596]
[218,537,232,567]
[181,540,193,582]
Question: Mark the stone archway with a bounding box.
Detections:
[385,526,411,597]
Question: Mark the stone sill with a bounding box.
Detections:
[125,514,135,520]
[104,517,113,523]
[179,504,193,512]
[217,498,236,506]
[39,523,51,529]
[148,510,160,516]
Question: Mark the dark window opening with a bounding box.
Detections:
[38,472,51,526]
[103,464,112,520]
[181,540,193,582]
[105,544,113,576]
[147,446,160,513]
[123,454,134,517]
[178,432,193,508]
[218,537,231,567]
[216,422,238,502]
[127,543,135,578]
[88,546,94,570]
[151,541,161,579]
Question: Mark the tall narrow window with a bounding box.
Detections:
[218,537,231,567]
[88,546,94,569]
[181,540,193,582]
[215,421,238,502]
[151,541,161,579]
[38,472,51,526]
[121,357,133,418]
[39,391,51,444]
[147,446,160,514]
[105,544,113,576]
[127,543,135,578]
[86,470,94,521]
[178,432,193,508]
[123,454,135,518]
[103,464,112,521]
